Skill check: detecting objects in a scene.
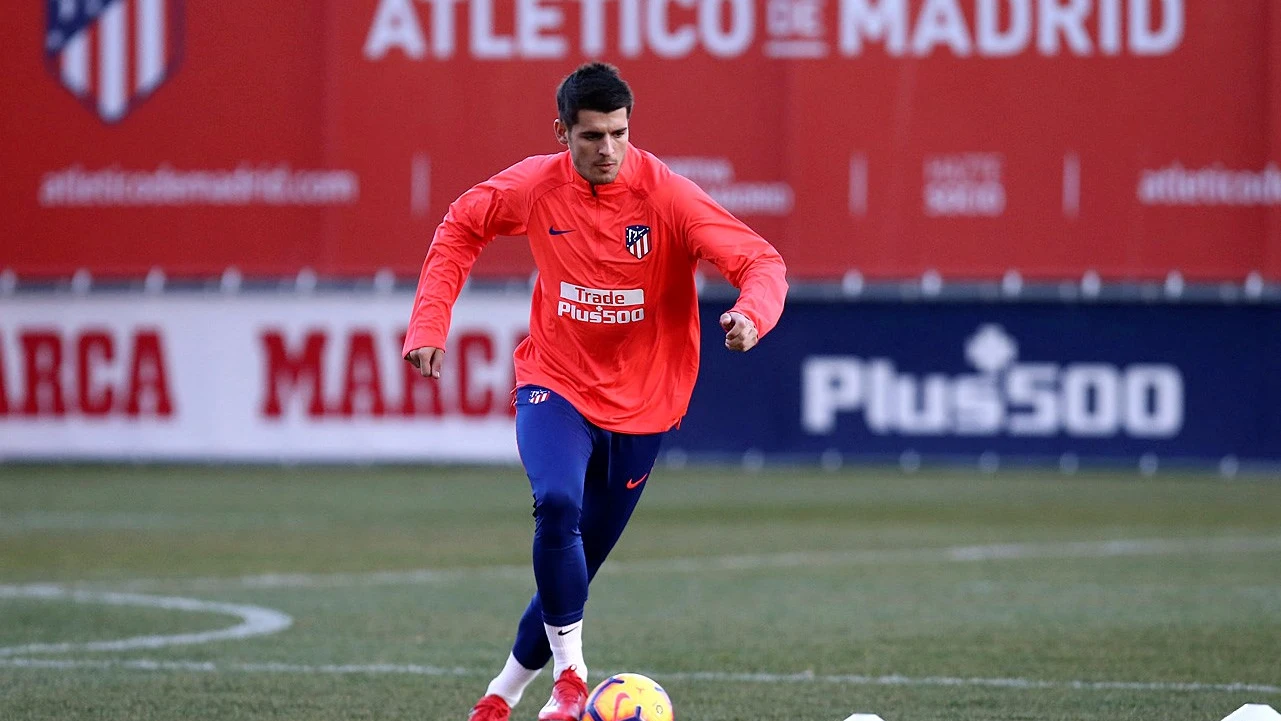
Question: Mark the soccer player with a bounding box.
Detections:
[403,62,788,721]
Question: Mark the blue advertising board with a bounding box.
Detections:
[672,300,1281,465]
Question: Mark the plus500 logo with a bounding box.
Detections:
[801,325,1184,438]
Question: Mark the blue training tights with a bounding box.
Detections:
[508,385,665,670]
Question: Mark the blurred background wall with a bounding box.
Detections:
[2,0,1279,468]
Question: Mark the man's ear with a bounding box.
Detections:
[553,118,569,146]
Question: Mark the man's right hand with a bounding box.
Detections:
[406,347,445,379]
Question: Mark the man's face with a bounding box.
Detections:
[555,108,630,186]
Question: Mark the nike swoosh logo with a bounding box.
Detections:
[549,227,575,235]
[625,473,649,490]
[556,626,579,636]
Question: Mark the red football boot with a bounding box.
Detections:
[467,694,510,721]
[537,668,589,721]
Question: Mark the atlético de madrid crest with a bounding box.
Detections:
[625,225,651,260]
[45,0,184,124]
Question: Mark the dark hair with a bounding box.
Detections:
[556,62,634,129]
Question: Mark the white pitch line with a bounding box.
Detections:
[941,537,1281,562]
[0,657,1277,696]
[672,670,1281,696]
[66,535,1281,593]
[0,586,292,657]
[0,658,473,676]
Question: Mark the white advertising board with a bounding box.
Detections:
[0,292,530,462]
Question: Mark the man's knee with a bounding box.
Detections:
[532,486,581,539]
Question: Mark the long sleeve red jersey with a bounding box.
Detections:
[403,146,788,434]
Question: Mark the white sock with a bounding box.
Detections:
[484,653,542,708]
[544,621,587,683]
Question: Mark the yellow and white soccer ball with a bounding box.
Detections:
[583,672,674,721]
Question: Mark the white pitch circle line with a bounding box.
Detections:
[83,535,1281,593]
[0,658,1277,697]
[0,586,292,657]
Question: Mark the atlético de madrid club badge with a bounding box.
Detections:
[45,0,184,124]
[625,225,651,260]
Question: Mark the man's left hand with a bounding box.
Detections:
[720,311,758,352]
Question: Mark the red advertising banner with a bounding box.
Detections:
[3,0,1279,282]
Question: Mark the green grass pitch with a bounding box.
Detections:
[1,463,1279,721]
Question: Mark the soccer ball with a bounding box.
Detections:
[583,672,673,721]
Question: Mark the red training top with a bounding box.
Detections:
[403,146,788,434]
